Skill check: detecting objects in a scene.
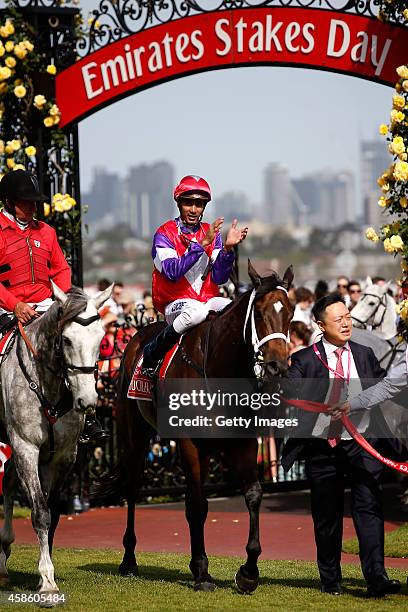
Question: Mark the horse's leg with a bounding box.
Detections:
[232,439,263,594]
[180,440,215,592]
[11,437,58,593]
[0,460,17,585]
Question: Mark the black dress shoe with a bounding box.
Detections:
[366,578,401,598]
[321,584,342,595]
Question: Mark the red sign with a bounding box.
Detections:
[0,443,12,494]
[56,8,407,127]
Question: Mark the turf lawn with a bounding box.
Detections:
[0,546,406,611]
[343,523,408,558]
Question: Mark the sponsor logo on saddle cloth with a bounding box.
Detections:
[127,341,181,401]
[0,329,14,356]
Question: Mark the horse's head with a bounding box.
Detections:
[52,282,112,412]
[246,260,294,379]
[351,278,391,330]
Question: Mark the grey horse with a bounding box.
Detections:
[0,282,111,595]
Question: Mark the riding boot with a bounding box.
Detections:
[142,324,180,378]
[78,414,110,444]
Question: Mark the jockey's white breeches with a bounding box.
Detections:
[165,297,231,335]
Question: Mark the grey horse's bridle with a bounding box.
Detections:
[243,287,290,379]
[351,292,388,330]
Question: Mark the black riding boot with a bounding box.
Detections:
[79,414,110,444]
[142,324,180,377]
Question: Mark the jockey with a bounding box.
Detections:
[0,170,107,443]
[142,174,248,375]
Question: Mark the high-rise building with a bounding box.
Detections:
[293,170,355,229]
[361,139,392,227]
[215,191,251,222]
[123,161,175,237]
[82,167,121,225]
[262,163,293,226]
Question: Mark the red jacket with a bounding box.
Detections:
[0,212,71,311]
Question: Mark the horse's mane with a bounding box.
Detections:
[217,272,285,319]
[34,286,89,332]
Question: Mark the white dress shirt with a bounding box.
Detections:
[312,338,363,440]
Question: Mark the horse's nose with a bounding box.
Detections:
[266,361,288,378]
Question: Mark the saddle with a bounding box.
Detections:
[127,339,180,402]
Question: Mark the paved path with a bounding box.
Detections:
[10,489,408,569]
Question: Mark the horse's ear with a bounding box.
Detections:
[248,259,261,289]
[282,265,294,290]
[51,280,68,305]
[365,275,373,287]
[93,283,114,311]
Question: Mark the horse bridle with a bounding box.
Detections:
[351,291,388,330]
[17,312,102,420]
[243,287,290,379]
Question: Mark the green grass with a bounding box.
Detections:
[0,546,407,611]
[0,506,31,520]
[343,523,408,558]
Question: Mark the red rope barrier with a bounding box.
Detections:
[285,398,408,475]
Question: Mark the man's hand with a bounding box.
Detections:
[200,217,224,248]
[328,401,351,421]
[14,302,39,324]
[224,219,249,252]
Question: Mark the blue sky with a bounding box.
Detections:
[70,1,394,205]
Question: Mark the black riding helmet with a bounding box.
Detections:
[0,170,48,213]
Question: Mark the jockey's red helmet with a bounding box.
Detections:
[173,175,211,203]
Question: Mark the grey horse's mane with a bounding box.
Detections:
[33,286,90,334]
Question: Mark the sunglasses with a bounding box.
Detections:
[350,289,361,294]
[337,284,348,289]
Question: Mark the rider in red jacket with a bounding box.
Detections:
[0,170,107,443]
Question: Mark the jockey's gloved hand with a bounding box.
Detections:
[14,302,40,324]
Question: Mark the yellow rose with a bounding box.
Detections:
[0,45,4,58]
[66,196,76,208]
[14,44,27,60]
[400,197,408,208]
[43,203,51,217]
[403,9,408,19]
[25,145,36,157]
[379,124,388,136]
[403,80,408,93]
[6,157,15,169]
[389,136,405,156]
[54,200,65,213]
[4,56,15,68]
[383,238,394,253]
[365,227,379,242]
[397,65,408,79]
[33,94,46,109]
[390,235,404,251]
[5,143,13,155]
[43,116,54,127]
[393,95,405,110]
[5,21,14,36]
[378,196,388,207]
[0,66,12,81]
[10,139,20,152]
[13,164,25,171]
[14,85,26,98]
[23,41,34,52]
[46,64,57,75]
[53,193,63,202]
[381,183,390,193]
[5,41,14,52]
[62,196,73,211]
[52,115,60,125]
[49,104,60,116]
[394,161,408,182]
[390,109,405,123]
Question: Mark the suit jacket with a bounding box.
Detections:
[281,339,386,471]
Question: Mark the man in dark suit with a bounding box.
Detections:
[282,294,400,597]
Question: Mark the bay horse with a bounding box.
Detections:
[0,282,111,596]
[113,262,294,593]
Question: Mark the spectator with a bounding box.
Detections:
[289,321,312,355]
[292,287,314,327]
[314,280,329,302]
[347,280,361,311]
[336,276,350,307]
[101,281,124,317]
[96,278,111,292]
[372,276,386,286]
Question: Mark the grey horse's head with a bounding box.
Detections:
[52,281,112,412]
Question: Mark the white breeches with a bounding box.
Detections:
[165,297,231,335]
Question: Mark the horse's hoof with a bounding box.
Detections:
[119,563,139,577]
[194,580,216,592]
[234,567,259,594]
